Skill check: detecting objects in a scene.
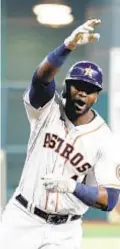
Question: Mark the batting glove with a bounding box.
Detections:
[42,174,76,193]
[64,18,101,49]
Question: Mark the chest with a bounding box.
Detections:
[42,121,97,176]
[29,113,98,178]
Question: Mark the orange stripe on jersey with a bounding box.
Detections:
[73,122,105,145]
[44,191,50,210]
[100,184,120,188]
[61,123,105,175]
[116,164,120,181]
[44,126,69,211]
[44,123,106,211]
[53,127,69,212]
[55,193,59,212]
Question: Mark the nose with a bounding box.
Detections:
[77,89,87,97]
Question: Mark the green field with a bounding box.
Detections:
[82,223,120,249]
[83,222,120,237]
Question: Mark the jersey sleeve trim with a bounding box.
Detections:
[100,184,120,189]
[23,88,55,112]
[73,122,105,144]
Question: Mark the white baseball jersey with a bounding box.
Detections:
[15,90,120,215]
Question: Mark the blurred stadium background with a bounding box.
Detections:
[1,0,120,248]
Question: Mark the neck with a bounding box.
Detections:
[73,110,95,126]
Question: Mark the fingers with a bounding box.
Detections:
[43,180,57,193]
[42,179,53,186]
[83,19,101,32]
[86,19,101,27]
[64,18,101,49]
[89,33,100,41]
[76,33,100,45]
[74,33,84,43]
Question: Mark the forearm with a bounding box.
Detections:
[35,18,101,82]
[73,183,107,210]
[73,183,120,211]
[92,186,108,209]
[29,44,72,108]
[29,19,101,107]
[30,18,101,89]
[36,43,72,82]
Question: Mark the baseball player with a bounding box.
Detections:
[0,19,120,249]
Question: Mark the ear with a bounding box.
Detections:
[94,91,100,103]
[94,93,99,103]
[61,88,67,98]
[62,83,70,98]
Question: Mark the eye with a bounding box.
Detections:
[71,81,99,94]
[85,86,97,94]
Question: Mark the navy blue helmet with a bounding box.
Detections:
[63,61,103,94]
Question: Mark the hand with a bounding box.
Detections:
[41,174,76,193]
[64,18,101,49]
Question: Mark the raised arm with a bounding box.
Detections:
[29,19,101,108]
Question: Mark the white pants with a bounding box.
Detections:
[0,199,83,249]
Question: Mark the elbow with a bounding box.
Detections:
[103,187,120,212]
[103,205,115,212]
[101,202,117,212]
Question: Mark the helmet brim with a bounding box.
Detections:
[65,77,102,91]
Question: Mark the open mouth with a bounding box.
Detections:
[77,99,85,106]
[75,99,86,107]
[74,100,86,111]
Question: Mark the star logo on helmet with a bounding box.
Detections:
[84,66,93,77]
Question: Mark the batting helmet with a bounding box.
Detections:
[62,61,103,97]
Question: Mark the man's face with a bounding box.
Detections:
[65,80,100,116]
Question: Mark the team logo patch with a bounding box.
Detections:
[116,164,120,180]
[84,66,94,77]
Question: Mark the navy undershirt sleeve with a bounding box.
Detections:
[29,71,55,109]
[73,183,99,207]
[47,43,72,67]
[29,43,72,109]
[104,187,120,211]
[73,183,120,211]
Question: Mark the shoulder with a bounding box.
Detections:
[92,112,115,149]
[99,129,119,160]
[94,111,111,135]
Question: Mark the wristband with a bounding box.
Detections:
[47,43,71,68]
[73,183,99,207]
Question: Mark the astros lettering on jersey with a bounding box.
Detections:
[15,90,120,215]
